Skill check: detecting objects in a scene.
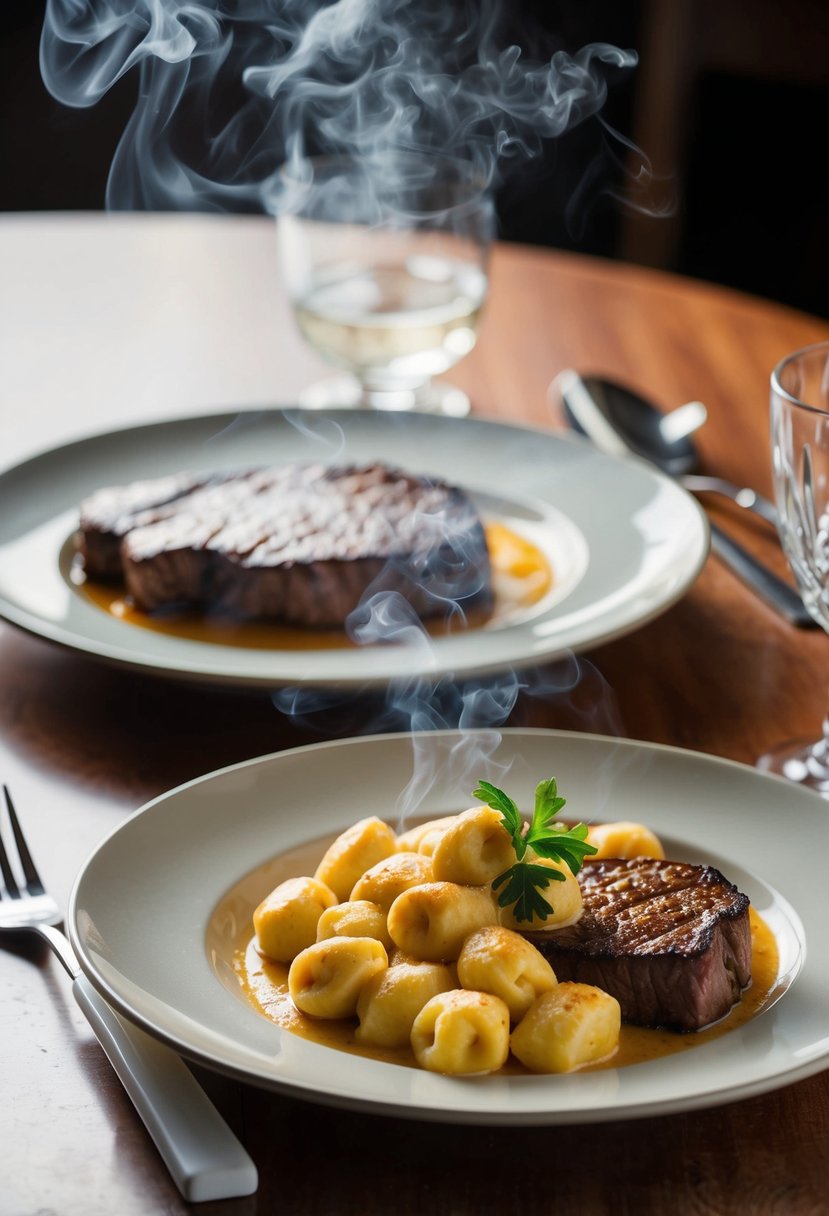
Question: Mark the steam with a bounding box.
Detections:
[272,656,624,822]
[203,407,628,825]
[42,3,636,810]
[40,0,640,213]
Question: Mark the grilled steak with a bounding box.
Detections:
[79,471,221,579]
[78,463,491,628]
[528,857,751,1032]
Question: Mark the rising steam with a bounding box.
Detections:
[40,0,639,213]
[272,656,624,821]
[42,1,635,801]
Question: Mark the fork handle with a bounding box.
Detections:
[73,975,258,1202]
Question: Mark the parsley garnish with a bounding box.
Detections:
[473,777,597,923]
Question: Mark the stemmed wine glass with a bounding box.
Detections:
[277,153,494,416]
[759,340,829,792]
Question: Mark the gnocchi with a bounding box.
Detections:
[510,983,621,1073]
[387,881,498,962]
[350,851,434,912]
[411,989,511,1074]
[356,960,456,1048]
[587,821,665,860]
[253,876,337,963]
[431,805,516,886]
[316,899,392,949]
[314,816,398,901]
[246,798,639,1077]
[457,926,557,1021]
[396,815,459,856]
[288,937,388,1019]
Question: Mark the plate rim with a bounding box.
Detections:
[67,727,828,1125]
[0,408,709,688]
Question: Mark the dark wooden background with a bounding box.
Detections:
[3,0,829,317]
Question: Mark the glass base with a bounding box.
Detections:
[298,374,471,418]
[757,736,829,796]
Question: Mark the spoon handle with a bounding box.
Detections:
[708,522,815,628]
[681,475,778,526]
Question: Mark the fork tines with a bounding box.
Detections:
[0,785,45,898]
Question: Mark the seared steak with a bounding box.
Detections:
[528,857,751,1032]
[79,471,217,579]
[78,463,491,628]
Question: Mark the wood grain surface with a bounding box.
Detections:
[2,219,829,1216]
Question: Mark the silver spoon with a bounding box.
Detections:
[553,371,777,526]
[553,370,814,628]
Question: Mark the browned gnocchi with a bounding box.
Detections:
[253,876,337,963]
[248,803,653,1076]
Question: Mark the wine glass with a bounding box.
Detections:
[277,153,494,417]
[759,340,829,792]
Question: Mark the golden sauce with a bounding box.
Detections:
[207,831,784,1076]
[73,521,552,650]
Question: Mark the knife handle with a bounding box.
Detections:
[709,521,816,628]
[73,974,258,1202]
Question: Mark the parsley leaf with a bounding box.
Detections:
[526,779,595,875]
[474,775,598,923]
[528,824,597,874]
[492,862,565,924]
[532,777,567,828]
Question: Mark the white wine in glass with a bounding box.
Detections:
[278,154,494,415]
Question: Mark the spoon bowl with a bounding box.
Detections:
[553,371,777,526]
[551,369,811,626]
[555,372,706,477]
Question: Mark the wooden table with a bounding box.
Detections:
[2,215,828,1216]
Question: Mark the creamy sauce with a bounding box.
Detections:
[207,831,784,1076]
[73,521,551,649]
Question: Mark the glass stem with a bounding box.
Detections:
[809,709,829,772]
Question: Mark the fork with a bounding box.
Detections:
[0,785,258,1202]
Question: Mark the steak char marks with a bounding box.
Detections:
[528,857,751,1032]
[78,463,492,628]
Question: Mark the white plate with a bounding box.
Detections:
[0,409,707,687]
[70,728,826,1125]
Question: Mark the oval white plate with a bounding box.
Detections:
[0,409,707,687]
[69,729,826,1125]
